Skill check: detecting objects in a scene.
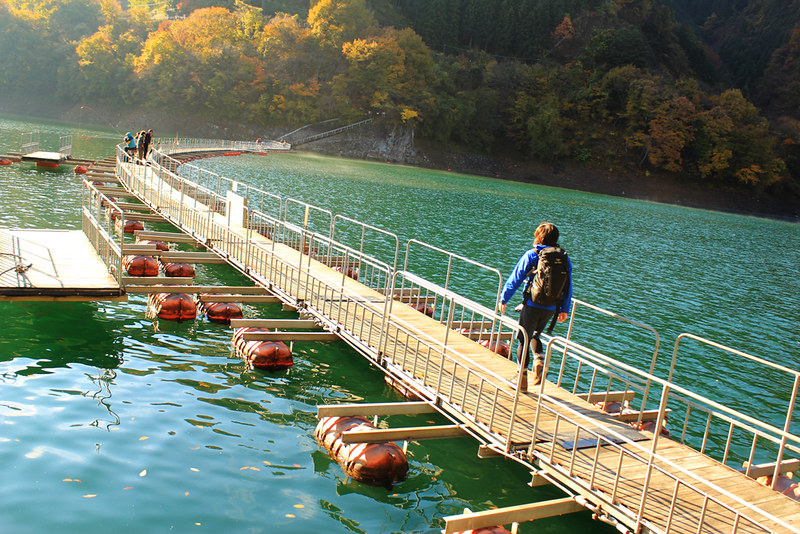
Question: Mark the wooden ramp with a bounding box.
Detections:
[110,151,800,534]
[0,228,124,301]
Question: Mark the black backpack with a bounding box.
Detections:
[527,246,569,307]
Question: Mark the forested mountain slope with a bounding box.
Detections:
[1,0,798,209]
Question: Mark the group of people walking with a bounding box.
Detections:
[123,129,153,161]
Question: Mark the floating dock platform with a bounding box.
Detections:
[0,228,125,301]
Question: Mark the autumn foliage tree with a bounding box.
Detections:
[646,96,696,173]
[0,0,795,201]
[308,0,376,47]
[334,27,435,123]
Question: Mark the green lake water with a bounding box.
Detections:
[0,115,798,533]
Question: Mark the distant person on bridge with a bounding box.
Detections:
[123,132,136,159]
[136,130,147,161]
[142,129,153,158]
[499,222,572,390]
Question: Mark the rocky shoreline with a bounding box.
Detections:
[4,97,797,221]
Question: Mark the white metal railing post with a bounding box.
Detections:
[773,374,799,489]
[635,380,671,529]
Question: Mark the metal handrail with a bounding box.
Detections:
[332,214,400,273]
[540,334,800,470]
[528,339,797,533]
[155,137,290,154]
[560,298,662,430]
[674,333,800,490]
[20,131,39,155]
[81,177,125,285]
[283,197,334,243]
[404,238,505,312]
[59,135,72,157]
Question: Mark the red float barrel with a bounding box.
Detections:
[200,301,243,324]
[314,415,408,487]
[136,238,169,251]
[232,327,293,370]
[0,158,12,166]
[123,255,158,276]
[632,419,670,438]
[332,265,359,281]
[408,301,434,317]
[123,220,144,233]
[756,474,800,502]
[455,328,510,358]
[147,293,197,322]
[74,165,88,174]
[162,262,195,277]
[594,400,625,415]
[478,338,510,357]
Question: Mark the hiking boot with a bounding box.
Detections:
[532,357,545,386]
[515,370,528,392]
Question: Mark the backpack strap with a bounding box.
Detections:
[545,245,567,334]
[546,303,560,335]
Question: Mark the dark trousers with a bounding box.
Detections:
[516,304,555,369]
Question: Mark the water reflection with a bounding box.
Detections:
[85,369,121,430]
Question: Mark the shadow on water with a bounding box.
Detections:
[0,301,123,375]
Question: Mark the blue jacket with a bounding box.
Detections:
[500,244,572,313]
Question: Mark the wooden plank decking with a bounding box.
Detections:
[113,158,800,534]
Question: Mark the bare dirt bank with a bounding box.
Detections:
[298,121,800,222]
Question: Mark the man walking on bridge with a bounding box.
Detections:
[499,222,572,390]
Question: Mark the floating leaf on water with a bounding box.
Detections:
[190,467,199,472]
[139,469,147,477]
[285,514,296,519]
[293,504,304,509]
[185,492,190,496]
[83,494,96,498]
[139,436,149,441]
[123,487,133,490]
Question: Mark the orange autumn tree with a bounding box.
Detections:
[333,27,435,122]
[133,6,263,116]
[308,0,376,47]
[694,89,786,187]
[255,13,338,123]
[646,96,696,172]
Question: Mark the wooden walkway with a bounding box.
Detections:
[99,147,800,534]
